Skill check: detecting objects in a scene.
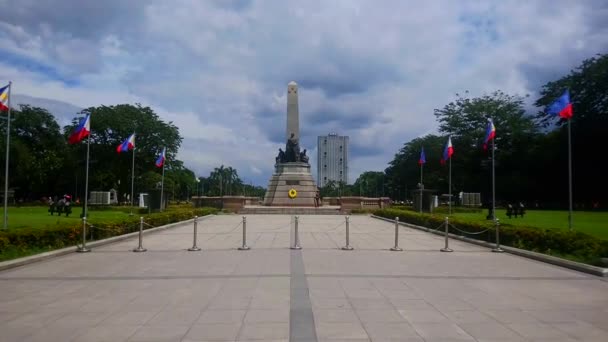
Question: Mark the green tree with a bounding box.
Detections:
[353,171,386,197]
[535,54,608,206]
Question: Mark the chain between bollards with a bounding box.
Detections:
[76,216,91,253]
[188,216,201,251]
[238,216,250,250]
[492,218,504,253]
[390,216,403,251]
[341,216,353,250]
[440,216,453,252]
[133,217,147,252]
[291,216,301,250]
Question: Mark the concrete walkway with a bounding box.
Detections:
[1,214,607,341]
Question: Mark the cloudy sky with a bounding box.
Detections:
[1,0,607,185]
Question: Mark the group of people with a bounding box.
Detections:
[47,194,75,216]
[506,202,525,218]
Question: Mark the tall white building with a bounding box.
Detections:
[317,133,349,186]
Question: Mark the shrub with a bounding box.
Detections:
[373,208,608,265]
[0,207,219,261]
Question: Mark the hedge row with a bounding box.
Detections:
[373,208,608,266]
[0,207,219,261]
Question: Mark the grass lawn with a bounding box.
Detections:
[4,206,138,230]
[450,209,608,240]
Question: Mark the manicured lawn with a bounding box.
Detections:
[3,206,136,230]
[451,209,608,240]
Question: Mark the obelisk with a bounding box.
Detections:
[286,81,299,140]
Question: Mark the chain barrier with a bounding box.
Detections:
[448,223,491,235]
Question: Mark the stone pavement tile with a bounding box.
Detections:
[310,297,352,309]
[310,287,347,298]
[440,309,495,324]
[344,288,384,299]
[72,325,140,342]
[317,339,371,342]
[525,309,578,323]
[550,321,608,341]
[249,295,290,308]
[398,308,450,323]
[349,298,393,310]
[362,322,420,340]
[0,311,20,323]
[128,325,190,341]
[237,322,289,340]
[183,323,242,341]
[389,299,434,310]
[380,289,421,300]
[313,309,359,323]
[243,308,289,323]
[506,322,573,339]
[52,311,113,327]
[431,298,475,311]
[208,296,251,310]
[315,322,369,340]
[483,309,542,324]
[458,322,524,340]
[78,298,132,313]
[100,311,159,326]
[145,308,202,326]
[197,309,247,324]
[0,323,37,342]
[3,309,66,327]
[410,322,475,341]
[355,309,406,323]
[21,325,90,342]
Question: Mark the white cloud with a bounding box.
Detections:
[1,0,607,186]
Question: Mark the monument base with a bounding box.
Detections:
[263,162,317,207]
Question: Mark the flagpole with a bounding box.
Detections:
[491,134,496,222]
[419,160,423,213]
[160,160,165,212]
[130,144,135,215]
[448,156,452,216]
[567,120,573,230]
[84,134,90,219]
[3,81,11,229]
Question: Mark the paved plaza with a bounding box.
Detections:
[1,214,607,341]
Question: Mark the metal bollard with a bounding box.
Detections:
[188,216,201,251]
[440,216,453,252]
[291,216,302,250]
[133,217,147,252]
[341,216,354,250]
[76,216,91,253]
[491,218,504,253]
[390,217,403,251]
[238,216,250,250]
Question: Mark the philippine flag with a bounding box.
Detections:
[547,90,573,119]
[0,84,9,111]
[68,114,91,144]
[116,133,135,153]
[483,119,496,150]
[155,147,166,168]
[418,147,426,165]
[440,136,454,165]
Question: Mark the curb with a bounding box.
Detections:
[0,215,216,272]
[371,215,608,278]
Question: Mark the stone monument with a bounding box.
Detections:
[264,81,318,206]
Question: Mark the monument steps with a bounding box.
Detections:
[239,206,341,215]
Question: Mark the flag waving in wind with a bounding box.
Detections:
[418,147,426,165]
[0,84,9,111]
[68,114,91,144]
[155,147,166,168]
[483,119,496,150]
[440,136,453,165]
[547,90,573,119]
[116,133,135,153]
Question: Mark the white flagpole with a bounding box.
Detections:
[3,81,11,229]
[160,158,165,212]
[567,120,573,230]
[130,138,135,215]
[491,132,496,222]
[84,133,90,219]
[419,155,423,213]
[449,155,452,216]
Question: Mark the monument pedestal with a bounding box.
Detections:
[263,162,317,206]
